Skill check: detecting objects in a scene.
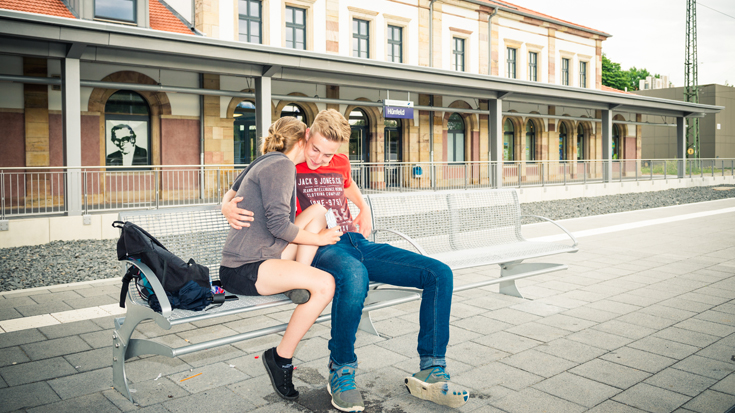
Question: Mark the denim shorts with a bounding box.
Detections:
[219,261,266,296]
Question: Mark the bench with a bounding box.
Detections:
[112,188,577,402]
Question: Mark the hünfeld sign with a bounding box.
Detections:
[383,99,414,120]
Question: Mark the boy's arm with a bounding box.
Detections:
[344,183,372,237]
[221,189,254,230]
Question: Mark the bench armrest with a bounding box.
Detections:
[372,228,429,256]
[521,215,579,249]
[125,260,173,317]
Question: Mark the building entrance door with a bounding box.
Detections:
[384,119,402,187]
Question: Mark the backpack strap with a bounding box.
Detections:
[119,265,139,308]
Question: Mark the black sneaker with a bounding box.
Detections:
[262,347,299,400]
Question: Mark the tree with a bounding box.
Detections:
[601,54,629,91]
[602,54,661,91]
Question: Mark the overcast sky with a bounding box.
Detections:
[513,0,735,87]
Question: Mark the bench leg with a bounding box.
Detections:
[500,262,568,299]
[113,304,163,403]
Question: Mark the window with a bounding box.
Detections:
[285,6,306,50]
[234,101,256,164]
[612,125,621,160]
[576,124,585,160]
[387,25,402,63]
[528,52,537,81]
[561,58,570,86]
[104,90,150,167]
[95,0,136,22]
[507,48,517,79]
[353,19,370,58]
[579,61,587,88]
[525,121,536,161]
[238,0,261,44]
[349,110,368,163]
[503,119,514,161]
[280,104,306,124]
[452,38,465,71]
[447,113,465,162]
[559,122,568,161]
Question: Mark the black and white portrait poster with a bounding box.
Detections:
[105,120,149,166]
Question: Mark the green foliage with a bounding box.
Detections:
[601,54,661,92]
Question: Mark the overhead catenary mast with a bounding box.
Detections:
[684,0,699,159]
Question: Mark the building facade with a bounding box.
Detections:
[637,84,735,159]
[0,0,722,225]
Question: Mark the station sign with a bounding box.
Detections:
[383,99,414,119]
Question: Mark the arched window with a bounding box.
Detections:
[447,113,465,163]
[234,101,256,164]
[612,124,621,160]
[558,122,568,161]
[104,90,150,166]
[349,109,368,162]
[576,124,585,160]
[503,119,515,161]
[525,121,536,161]
[280,103,306,123]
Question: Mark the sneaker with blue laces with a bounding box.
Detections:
[404,366,469,408]
[327,366,364,412]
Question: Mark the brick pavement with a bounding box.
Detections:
[0,199,734,412]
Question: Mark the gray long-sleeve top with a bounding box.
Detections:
[221,152,300,268]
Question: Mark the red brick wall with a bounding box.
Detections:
[161,118,200,165]
[0,112,25,167]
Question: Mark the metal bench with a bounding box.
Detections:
[112,204,421,403]
[367,188,579,298]
[112,188,577,403]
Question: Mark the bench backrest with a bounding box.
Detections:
[118,202,363,281]
[367,189,523,255]
[119,206,229,280]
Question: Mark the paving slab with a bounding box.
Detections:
[671,354,735,380]
[533,337,609,363]
[0,356,78,386]
[570,359,652,389]
[0,382,61,413]
[490,387,586,413]
[533,372,621,408]
[21,335,92,360]
[586,400,649,413]
[628,336,701,360]
[612,382,691,413]
[643,367,718,397]
[680,390,735,413]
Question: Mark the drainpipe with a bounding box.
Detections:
[429,1,437,187]
[429,0,437,68]
[199,73,205,200]
[488,7,497,76]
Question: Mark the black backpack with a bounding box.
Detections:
[113,221,225,310]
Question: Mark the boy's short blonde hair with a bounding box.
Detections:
[310,109,350,144]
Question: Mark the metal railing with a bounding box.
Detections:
[2,158,734,218]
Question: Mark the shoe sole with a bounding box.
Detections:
[262,353,298,401]
[404,377,469,408]
[327,382,365,412]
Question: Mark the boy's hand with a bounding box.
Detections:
[221,196,254,229]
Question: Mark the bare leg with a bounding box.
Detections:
[255,259,334,358]
[281,203,327,265]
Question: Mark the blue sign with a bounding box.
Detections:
[384,106,414,119]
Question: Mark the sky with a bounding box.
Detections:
[512,0,735,87]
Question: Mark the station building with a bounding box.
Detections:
[0,0,723,237]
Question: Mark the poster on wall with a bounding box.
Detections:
[105,120,149,166]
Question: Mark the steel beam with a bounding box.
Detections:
[489,99,503,188]
[601,110,613,182]
[62,57,83,216]
[255,76,271,158]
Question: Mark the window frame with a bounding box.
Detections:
[447,113,466,163]
[528,51,537,81]
[285,6,307,50]
[452,37,465,72]
[506,47,517,79]
[353,19,370,59]
[238,0,262,44]
[579,61,588,88]
[387,25,403,63]
[561,57,570,86]
[94,0,137,23]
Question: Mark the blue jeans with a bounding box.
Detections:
[312,232,453,372]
